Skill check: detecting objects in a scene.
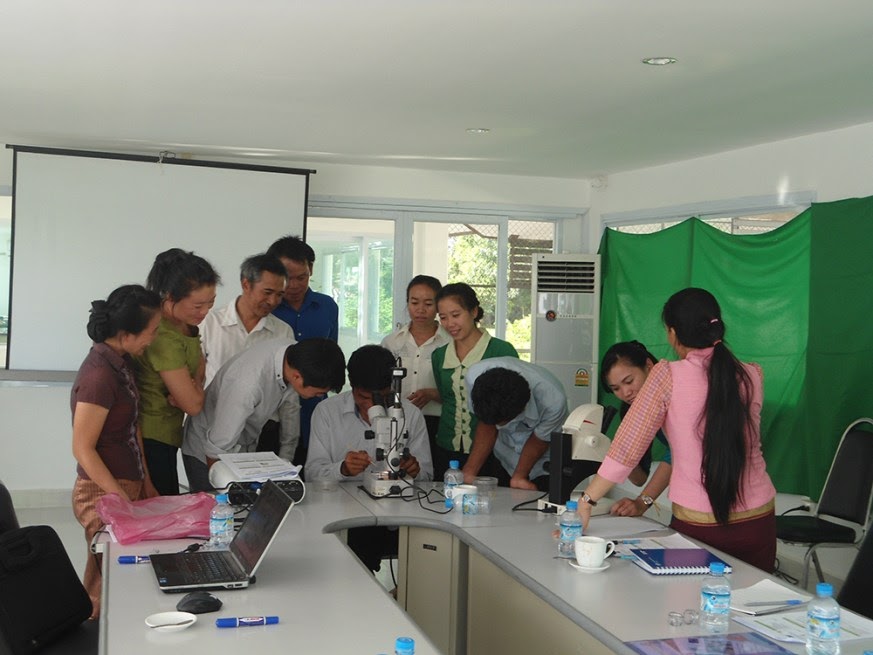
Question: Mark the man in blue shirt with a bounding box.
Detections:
[267,235,340,467]
[465,357,569,491]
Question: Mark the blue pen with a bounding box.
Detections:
[617,539,641,544]
[117,555,150,564]
[216,616,279,628]
[745,600,806,607]
[616,554,638,560]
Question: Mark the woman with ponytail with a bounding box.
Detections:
[576,288,776,571]
[71,285,162,618]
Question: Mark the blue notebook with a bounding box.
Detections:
[630,548,732,575]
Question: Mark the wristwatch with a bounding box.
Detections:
[639,494,654,507]
[580,492,597,507]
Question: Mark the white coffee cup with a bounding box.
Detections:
[575,536,615,568]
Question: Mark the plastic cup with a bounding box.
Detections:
[474,476,498,499]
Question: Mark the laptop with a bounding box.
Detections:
[150,480,294,592]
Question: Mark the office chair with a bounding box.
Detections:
[775,418,873,589]
[837,525,873,620]
[0,482,98,655]
[0,481,19,536]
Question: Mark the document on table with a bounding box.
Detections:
[733,608,873,643]
[585,516,672,539]
[730,579,810,616]
[217,452,301,481]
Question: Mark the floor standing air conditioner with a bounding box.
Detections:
[530,254,600,410]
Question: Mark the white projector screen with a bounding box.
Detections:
[9,147,310,371]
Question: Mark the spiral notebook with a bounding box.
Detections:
[630,548,732,575]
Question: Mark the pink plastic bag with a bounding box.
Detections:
[96,492,216,545]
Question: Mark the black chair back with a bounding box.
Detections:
[0,481,20,536]
[817,420,873,525]
[838,526,873,619]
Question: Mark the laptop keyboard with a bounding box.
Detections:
[186,552,245,583]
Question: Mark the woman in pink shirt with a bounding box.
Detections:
[578,288,776,571]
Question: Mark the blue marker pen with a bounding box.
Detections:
[117,555,150,564]
[216,616,279,628]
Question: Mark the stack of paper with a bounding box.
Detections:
[217,453,300,481]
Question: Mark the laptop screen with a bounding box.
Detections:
[230,480,294,575]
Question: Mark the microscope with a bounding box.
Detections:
[362,358,411,497]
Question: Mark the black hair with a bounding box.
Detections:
[406,275,442,301]
[600,340,658,393]
[87,285,161,343]
[284,339,345,393]
[662,287,753,525]
[146,248,221,302]
[240,253,287,285]
[347,345,396,390]
[266,235,315,266]
[471,368,531,425]
[435,282,484,323]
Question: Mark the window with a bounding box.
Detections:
[0,194,10,369]
[615,210,800,235]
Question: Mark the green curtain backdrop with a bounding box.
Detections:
[598,197,873,498]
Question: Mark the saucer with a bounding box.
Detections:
[145,611,197,632]
[568,560,610,573]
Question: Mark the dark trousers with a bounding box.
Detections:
[143,438,180,495]
[347,526,398,574]
[182,454,213,493]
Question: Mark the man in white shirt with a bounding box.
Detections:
[182,338,346,491]
[200,253,294,386]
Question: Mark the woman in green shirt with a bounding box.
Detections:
[134,248,220,495]
[431,283,518,480]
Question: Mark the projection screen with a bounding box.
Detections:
[9,146,311,371]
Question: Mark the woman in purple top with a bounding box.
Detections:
[71,284,161,618]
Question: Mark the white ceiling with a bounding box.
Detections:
[2,0,873,179]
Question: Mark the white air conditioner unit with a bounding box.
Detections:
[530,254,600,409]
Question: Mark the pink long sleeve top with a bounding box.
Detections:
[598,348,776,516]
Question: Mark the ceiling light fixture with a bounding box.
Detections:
[466,127,490,134]
[642,57,677,66]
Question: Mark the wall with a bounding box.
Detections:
[587,120,873,245]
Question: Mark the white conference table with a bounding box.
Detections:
[100,482,873,655]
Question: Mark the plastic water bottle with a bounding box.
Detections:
[557,500,583,558]
[209,493,234,549]
[443,460,463,500]
[395,636,415,655]
[700,562,731,633]
[806,582,840,655]
[461,493,491,515]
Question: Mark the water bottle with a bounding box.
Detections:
[806,582,840,655]
[209,493,234,549]
[557,500,583,558]
[700,562,731,633]
[461,493,491,515]
[395,636,415,655]
[443,460,463,500]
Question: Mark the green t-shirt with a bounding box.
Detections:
[431,331,518,453]
[133,318,202,447]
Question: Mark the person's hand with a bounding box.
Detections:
[399,454,420,478]
[341,450,372,477]
[510,476,536,490]
[406,390,429,409]
[610,497,646,517]
[463,470,477,484]
[576,499,593,532]
[141,478,160,499]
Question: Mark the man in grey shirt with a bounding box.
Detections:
[182,338,345,491]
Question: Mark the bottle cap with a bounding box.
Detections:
[215,493,229,504]
[395,636,415,654]
[449,460,460,469]
[565,500,578,511]
[709,562,725,574]
[816,582,834,597]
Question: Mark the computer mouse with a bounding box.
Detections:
[175,591,223,614]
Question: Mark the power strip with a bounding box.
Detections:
[537,498,564,513]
